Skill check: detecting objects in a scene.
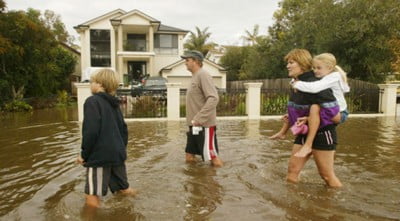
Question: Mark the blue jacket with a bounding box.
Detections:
[81,92,128,167]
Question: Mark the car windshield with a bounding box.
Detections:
[145,79,166,87]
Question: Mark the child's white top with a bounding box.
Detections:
[293,72,350,111]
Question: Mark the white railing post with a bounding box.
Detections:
[166,83,181,120]
[75,83,91,122]
[378,84,399,116]
[244,82,263,119]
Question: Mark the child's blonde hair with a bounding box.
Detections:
[313,53,348,83]
[284,49,313,72]
[90,69,119,95]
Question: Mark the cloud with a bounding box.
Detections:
[6,0,279,45]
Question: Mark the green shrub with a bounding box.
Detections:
[56,90,71,106]
[3,100,33,112]
[130,96,167,118]
[261,93,288,115]
[217,93,246,116]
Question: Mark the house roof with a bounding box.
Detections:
[160,59,226,73]
[115,9,160,22]
[75,9,188,34]
[158,24,189,33]
[76,9,126,26]
[59,42,80,55]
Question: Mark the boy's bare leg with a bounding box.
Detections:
[295,104,320,157]
[185,153,197,163]
[211,157,223,167]
[85,195,100,208]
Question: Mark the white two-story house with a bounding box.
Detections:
[74,9,226,89]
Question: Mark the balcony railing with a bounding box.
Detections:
[123,39,148,52]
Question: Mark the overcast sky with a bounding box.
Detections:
[6,0,280,46]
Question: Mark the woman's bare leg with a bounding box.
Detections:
[312,149,342,187]
[287,144,312,183]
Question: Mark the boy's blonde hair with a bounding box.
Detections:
[284,49,313,72]
[313,53,348,83]
[90,69,119,95]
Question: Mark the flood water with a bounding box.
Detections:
[0,107,399,220]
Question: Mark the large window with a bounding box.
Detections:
[90,29,111,67]
[154,34,178,54]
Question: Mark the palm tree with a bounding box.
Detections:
[184,26,216,56]
[242,24,260,45]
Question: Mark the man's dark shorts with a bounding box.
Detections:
[185,126,219,161]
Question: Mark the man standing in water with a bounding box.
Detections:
[181,50,223,167]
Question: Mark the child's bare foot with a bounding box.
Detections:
[294,144,312,157]
[211,157,223,167]
[119,187,138,196]
[269,133,286,140]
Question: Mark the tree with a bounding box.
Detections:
[184,26,216,56]
[220,46,250,81]
[242,24,262,45]
[0,0,6,13]
[43,10,69,43]
[267,0,400,83]
[0,8,76,102]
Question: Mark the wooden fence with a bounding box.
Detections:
[228,78,380,114]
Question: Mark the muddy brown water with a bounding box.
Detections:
[0,108,399,220]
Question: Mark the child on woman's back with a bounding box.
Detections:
[291,53,350,157]
[270,53,350,157]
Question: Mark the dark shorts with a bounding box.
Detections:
[294,125,337,151]
[84,164,129,196]
[185,126,219,161]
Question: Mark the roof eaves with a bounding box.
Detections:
[79,9,126,26]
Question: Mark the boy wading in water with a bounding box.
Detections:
[77,69,136,208]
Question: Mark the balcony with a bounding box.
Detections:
[123,39,148,52]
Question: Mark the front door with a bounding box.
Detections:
[127,61,147,83]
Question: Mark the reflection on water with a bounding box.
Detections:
[0,108,400,220]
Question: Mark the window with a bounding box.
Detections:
[154,34,178,54]
[90,29,111,67]
[125,34,146,51]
